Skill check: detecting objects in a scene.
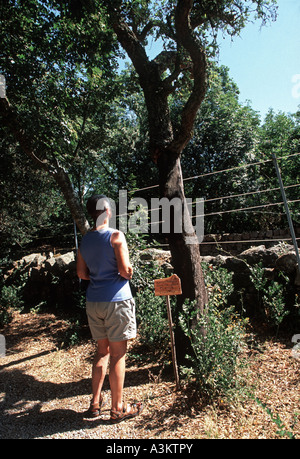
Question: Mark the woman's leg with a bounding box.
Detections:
[108,340,127,412]
[91,338,110,405]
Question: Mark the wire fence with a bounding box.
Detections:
[129,152,300,193]
[24,152,300,254]
[111,151,300,251]
[117,152,299,208]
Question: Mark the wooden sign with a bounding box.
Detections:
[154,274,182,296]
[153,273,182,391]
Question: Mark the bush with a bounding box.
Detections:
[180,300,246,401]
[0,286,14,326]
[249,263,292,332]
[179,264,247,401]
[128,234,173,351]
[135,287,171,349]
[0,275,25,327]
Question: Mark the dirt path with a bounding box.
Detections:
[0,311,299,439]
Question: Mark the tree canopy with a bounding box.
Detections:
[1,0,298,259]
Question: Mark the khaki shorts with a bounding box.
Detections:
[86,298,136,342]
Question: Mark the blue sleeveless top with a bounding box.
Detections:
[79,227,132,302]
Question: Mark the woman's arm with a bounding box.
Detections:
[111,231,133,280]
[76,249,90,280]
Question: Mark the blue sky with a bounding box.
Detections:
[216,0,300,120]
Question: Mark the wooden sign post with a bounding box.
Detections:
[154,274,182,391]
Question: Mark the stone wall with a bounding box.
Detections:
[202,244,300,316]
[4,252,79,308]
[4,241,300,318]
[139,243,300,318]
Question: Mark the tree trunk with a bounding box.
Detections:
[157,149,208,364]
[108,0,209,366]
[52,168,90,235]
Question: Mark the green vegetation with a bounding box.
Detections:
[179,264,247,402]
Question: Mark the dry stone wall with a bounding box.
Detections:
[4,239,300,318]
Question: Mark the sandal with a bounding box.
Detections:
[110,402,143,423]
[87,396,107,418]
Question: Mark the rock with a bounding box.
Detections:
[199,244,300,318]
[16,253,46,269]
[6,251,77,309]
[269,243,294,255]
[201,255,216,265]
[240,245,266,256]
[55,252,75,267]
[224,256,248,272]
[275,252,297,275]
[201,255,228,267]
[44,257,56,269]
[44,252,75,274]
[160,262,173,276]
[263,267,275,280]
[138,248,173,276]
[214,255,229,266]
[139,248,171,265]
[240,245,278,267]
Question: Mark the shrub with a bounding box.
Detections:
[250,263,291,332]
[0,283,25,327]
[135,287,170,349]
[0,286,14,326]
[127,234,172,350]
[180,300,247,401]
[179,264,247,401]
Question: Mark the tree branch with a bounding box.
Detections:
[170,0,207,155]
[109,8,151,82]
[152,50,177,75]
[107,5,174,156]
[52,166,90,234]
[0,97,90,234]
[0,97,50,172]
[161,51,185,94]
[137,21,155,41]
[106,2,208,159]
